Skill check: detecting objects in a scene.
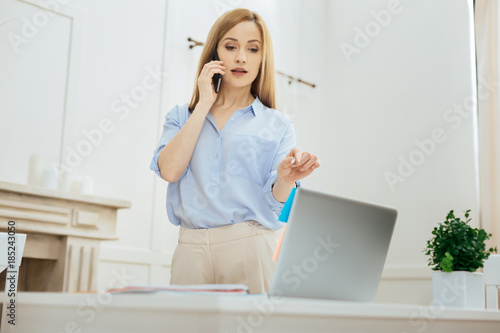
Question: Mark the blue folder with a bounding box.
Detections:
[278,187,297,223]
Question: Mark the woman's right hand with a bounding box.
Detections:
[197,60,225,107]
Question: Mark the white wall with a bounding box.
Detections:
[0,0,71,180]
[0,0,169,288]
[325,0,479,304]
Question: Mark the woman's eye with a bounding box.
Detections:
[249,48,259,52]
[226,46,235,50]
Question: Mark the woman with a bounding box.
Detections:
[150,8,320,294]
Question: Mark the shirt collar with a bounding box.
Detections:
[190,95,266,116]
[245,95,266,117]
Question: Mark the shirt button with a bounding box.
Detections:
[215,153,219,158]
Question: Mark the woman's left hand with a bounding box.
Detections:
[277,147,321,185]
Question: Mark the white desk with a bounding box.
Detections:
[1,292,500,332]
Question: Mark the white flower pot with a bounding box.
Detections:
[432,271,485,309]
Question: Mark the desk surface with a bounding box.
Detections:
[1,292,500,333]
[0,181,131,208]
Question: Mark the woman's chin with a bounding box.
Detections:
[222,80,253,90]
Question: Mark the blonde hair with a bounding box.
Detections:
[188,8,276,110]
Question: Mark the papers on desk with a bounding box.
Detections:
[107,284,248,295]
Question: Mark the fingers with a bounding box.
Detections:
[207,60,224,66]
[283,148,321,173]
[282,155,295,169]
[200,61,226,79]
[298,156,321,171]
[207,63,226,76]
[282,147,302,170]
[198,61,226,104]
[287,147,303,165]
[278,151,320,185]
[208,60,225,71]
[293,152,312,169]
[292,152,321,171]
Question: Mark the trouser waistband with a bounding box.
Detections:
[178,220,274,245]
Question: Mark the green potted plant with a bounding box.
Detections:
[424,209,497,309]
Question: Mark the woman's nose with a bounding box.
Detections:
[235,50,246,63]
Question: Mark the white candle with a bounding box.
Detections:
[58,170,73,192]
[71,176,84,193]
[28,154,44,186]
[41,167,59,190]
[82,176,93,194]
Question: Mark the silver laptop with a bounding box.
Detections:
[268,187,397,302]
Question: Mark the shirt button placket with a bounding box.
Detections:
[212,136,222,186]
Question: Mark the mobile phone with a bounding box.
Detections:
[212,49,222,93]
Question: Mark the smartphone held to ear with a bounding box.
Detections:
[212,49,222,93]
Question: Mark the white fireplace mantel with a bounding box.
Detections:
[0,181,130,292]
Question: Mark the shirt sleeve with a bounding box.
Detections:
[262,120,302,217]
[149,105,189,180]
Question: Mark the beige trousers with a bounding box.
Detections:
[170,220,278,294]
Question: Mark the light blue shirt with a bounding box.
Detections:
[150,95,301,230]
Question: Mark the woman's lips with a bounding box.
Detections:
[231,70,247,76]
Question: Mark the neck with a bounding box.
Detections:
[213,85,254,109]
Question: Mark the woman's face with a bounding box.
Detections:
[217,21,263,90]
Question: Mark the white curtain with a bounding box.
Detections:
[475,0,500,249]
